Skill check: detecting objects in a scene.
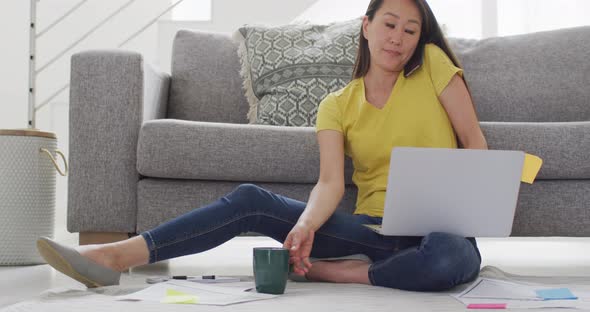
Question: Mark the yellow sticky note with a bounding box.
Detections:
[161,295,198,304]
[521,153,543,184]
[161,289,199,304]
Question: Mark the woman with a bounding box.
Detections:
[38,0,487,291]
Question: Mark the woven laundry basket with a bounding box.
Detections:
[0,129,67,265]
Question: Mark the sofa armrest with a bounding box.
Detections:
[68,50,170,233]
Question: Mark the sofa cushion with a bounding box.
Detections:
[137,119,355,184]
[137,119,590,182]
[480,121,590,179]
[234,18,361,126]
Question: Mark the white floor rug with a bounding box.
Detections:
[2,266,590,312]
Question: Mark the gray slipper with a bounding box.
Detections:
[288,254,373,282]
[36,237,121,288]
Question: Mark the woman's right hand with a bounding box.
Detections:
[283,223,315,276]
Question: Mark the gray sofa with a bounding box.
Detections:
[67,26,590,244]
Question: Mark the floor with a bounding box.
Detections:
[1,236,590,309]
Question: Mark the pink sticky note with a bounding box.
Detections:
[467,303,507,309]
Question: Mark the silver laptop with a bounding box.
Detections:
[364,147,525,237]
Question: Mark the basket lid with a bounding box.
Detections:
[0,129,56,139]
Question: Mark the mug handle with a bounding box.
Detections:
[40,148,68,177]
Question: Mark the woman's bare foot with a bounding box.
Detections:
[75,236,150,272]
[305,260,371,284]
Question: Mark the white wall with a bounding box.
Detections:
[293,0,485,39]
[158,0,317,73]
[294,0,368,24]
[35,0,166,111]
[497,0,590,36]
[0,1,29,130]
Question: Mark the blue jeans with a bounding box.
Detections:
[140,184,481,291]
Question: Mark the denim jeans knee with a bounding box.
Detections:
[368,231,481,291]
[226,183,268,213]
[419,232,481,290]
[230,183,263,200]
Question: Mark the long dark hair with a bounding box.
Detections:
[352,0,463,79]
[352,0,479,148]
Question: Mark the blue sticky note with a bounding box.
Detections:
[535,288,578,300]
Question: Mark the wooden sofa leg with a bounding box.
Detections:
[79,232,131,245]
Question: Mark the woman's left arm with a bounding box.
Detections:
[439,74,488,150]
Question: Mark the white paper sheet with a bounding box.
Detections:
[115,280,278,306]
[451,277,590,309]
[460,278,542,300]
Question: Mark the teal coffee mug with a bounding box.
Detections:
[253,247,290,294]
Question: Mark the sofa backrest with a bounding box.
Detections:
[168,26,590,124]
[451,26,590,122]
[168,30,250,124]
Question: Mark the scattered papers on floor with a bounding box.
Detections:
[452,278,590,309]
[116,280,278,306]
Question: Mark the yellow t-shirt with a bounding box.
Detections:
[315,43,463,217]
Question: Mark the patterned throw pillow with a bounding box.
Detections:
[234,19,361,126]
